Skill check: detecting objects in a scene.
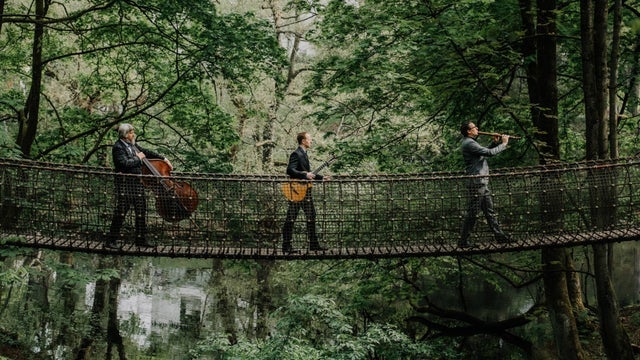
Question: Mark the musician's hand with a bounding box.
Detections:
[492,135,501,143]
[323,175,331,181]
[501,134,509,145]
[137,152,146,159]
[306,172,315,180]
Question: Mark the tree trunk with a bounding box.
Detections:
[608,0,621,159]
[106,268,125,359]
[255,260,273,339]
[581,1,634,358]
[593,244,634,359]
[210,259,238,344]
[23,250,51,353]
[261,0,283,171]
[75,263,108,359]
[542,249,585,359]
[19,0,49,157]
[262,0,305,172]
[565,252,586,313]
[581,0,599,160]
[230,94,248,166]
[0,0,46,224]
[0,0,5,33]
[519,1,587,357]
[56,253,79,349]
[593,0,608,158]
[262,107,276,171]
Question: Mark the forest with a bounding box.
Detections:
[2,0,640,359]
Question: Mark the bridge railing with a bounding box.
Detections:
[0,158,639,258]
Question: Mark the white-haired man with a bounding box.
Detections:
[105,124,172,249]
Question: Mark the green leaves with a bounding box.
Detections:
[193,291,443,359]
[304,0,530,172]
[0,0,286,168]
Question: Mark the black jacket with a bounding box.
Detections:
[286,146,323,181]
[112,139,164,174]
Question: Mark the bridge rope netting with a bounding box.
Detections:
[0,157,639,259]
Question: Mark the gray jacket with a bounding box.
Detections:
[461,136,506,185]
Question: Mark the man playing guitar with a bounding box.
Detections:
[281,132,331,253]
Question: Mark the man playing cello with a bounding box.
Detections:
[104,123,173,249]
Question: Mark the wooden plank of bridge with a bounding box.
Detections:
[2,228,640,259]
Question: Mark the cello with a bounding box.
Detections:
[139,156,198,222]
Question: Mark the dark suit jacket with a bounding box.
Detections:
[286,146,323,181]
[112,139,164,174]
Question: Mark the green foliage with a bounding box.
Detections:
[0,264,29,288]
[301,0,532,172]
[2,0,640,358]
[303,0,640,170]
[0,244,34,258]
[192,293,449,360]
[0,0,286,170]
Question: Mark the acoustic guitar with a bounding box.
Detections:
[282,154,337,202]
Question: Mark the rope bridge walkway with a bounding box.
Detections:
[0,157,639,259]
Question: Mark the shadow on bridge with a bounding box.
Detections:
[0,157,639,259]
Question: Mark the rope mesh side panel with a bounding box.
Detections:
[0,158,640,258]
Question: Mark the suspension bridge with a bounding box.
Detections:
[0,157,638,259]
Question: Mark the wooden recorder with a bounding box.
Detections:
[478,131,521,140]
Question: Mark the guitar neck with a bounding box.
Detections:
[312,157,336,175]
[313,163,329,175]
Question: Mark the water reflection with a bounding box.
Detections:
[83,243,640,353]
[85,261,210,351]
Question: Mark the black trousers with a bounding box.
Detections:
[108,176,147,242]
[282,193,319,250]
[461,183,505,241]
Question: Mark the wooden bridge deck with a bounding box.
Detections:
[3,227,640,259]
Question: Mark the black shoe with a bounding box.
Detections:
[495,233,512,243]
[282,248,300,254]
[104,241,121,250]
[458,235,473,248]
[135,240,155,248]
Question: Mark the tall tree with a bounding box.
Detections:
[580,0,633,358]
[209,259,238,344]
[518,1,586,358]
[18,0,47,157]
